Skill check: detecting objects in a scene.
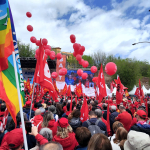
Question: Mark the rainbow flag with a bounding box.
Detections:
[0,0,14,71]
[0,0,25,122]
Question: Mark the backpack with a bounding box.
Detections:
[86,120,105,136]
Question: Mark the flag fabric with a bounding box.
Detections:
[116,76,124,104]
[36,85,39,95]
[66,85,71,97]
[26,78,31,92]
[53,81,59,95]
[80,97,88,123]
[62,84,67,96]
[70,94,73,112]
[75,82,83,97]
[107,101,111,135]
[139,79,144,98]
[97,64,107,103]
[134,87,140,98]
[75,96,77,104]
[125,89,129,97]
[34,41,55,95]
[0,0,14,71]
[0,2,25,122]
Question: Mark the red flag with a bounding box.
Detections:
[62,84,67,96]
[139,79,143,97]
[76,82,83,97]
[125,89,129,97]
[36,85,39,95]
[75,96,77,104]
[53,81,59,95]
[66,85,71,96]
[110,82,114,93]
[135,87,140,98]
[26,78,31,92]
[98,64,107,103]
[34,40,55,94]
[116,76,124,104]
[80,97,88,123]
[146,98,148,117]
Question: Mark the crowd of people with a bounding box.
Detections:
[0,93,150,150]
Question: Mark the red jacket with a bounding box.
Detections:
[53,132,78,150]
[38,119,57,137]
[101,117,111,135]
[30,115,43,126]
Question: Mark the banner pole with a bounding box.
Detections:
[12,52,28,150]
[29,83,35,120]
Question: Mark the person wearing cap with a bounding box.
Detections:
[48,105,59,121]
[30,109,43,127]
[53,117,78,150]
[130,110,150,135]
[115,105,132,131]
[124,130,150,150]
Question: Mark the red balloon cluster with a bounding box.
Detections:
[50,51,56,60]
[91,66,97,73]
[105,62,117,76]
[42,38,48,46]
[30,36,36,43]
[77,69,83,76]
[51,72,58,78]
[92,77,98,83]
[82,61,89,68]
[59,68,67,76]
[82,73,88,80]
[56,53,62,60]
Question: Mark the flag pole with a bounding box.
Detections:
[12,52,28,150]
[29,82,35,120]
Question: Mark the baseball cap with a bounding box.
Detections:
[136,110,147,119]
[26,101,31,106]
[57,118,69,128]
[6,128,24,149]
[124,130,150,150]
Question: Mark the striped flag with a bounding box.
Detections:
[0,1,25,124]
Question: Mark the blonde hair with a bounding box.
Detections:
[57,125,73,139]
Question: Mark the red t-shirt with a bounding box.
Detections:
[116,111,132,131]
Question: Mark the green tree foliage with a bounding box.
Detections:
[82,55,94,66]
[18,41,35,57]
[67,54,79,68]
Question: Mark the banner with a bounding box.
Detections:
[56,55,66,82]
[65,70,94,87]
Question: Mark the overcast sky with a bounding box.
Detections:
[9,0,150,62]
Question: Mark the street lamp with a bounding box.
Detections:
[132,42,150,45]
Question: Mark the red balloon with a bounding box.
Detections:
[51,72,58,78]
[45,54,48,59]
[82,61,89,68]
[36,49,39,55]
[56,53,62,60]
[73,51,77,57]
[76,54,82,61]
[27,25,33,32]
[70,34,76,43]
[42,38,48,45]
[73,43,79,53]
[44,45,51,50]
[77,69,83,76]
[30,36,36,43]
[80,46,85,52]
[91,66,97,73]
[45,49,51,56]
[105,62,117,76]
[79,59,84,65]
[92,77,98,83]
[59,68,67,75]
[82,73,88,80]
[63,68,67,75]
[50,51,55,60]
[36,40,40,46]
[26,12,32,18]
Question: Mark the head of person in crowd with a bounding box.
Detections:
[39,141,63,150]
[56,103,63,115]
[57,118,73,138]
[6,128,24,150]
[110,105,117,112]
[113,127,128,149]
[102,103,107,110]
[72,101,77,108]
[34,103,39,109]
[25,101,31,108]
[119,105,126,113]
[67,103,73,112]
[95,109,102,120]
[88,111,97,120]
[6,118,16,132]
[35,109,42,116]
[124,130,150,150]
[41,112,54,128]
[112,121,124,133]
[0,102,6,112]
[48,105,56,114]
[68,109,81,122]
[75,127,91,148]
[16,112,28,127]
[88,133,112,150]
[136,110,147,122]
[94,100,98,106]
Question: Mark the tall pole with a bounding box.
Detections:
[12,52,28,150]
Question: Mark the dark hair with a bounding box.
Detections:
[67,103,73,111]
[7,119,15,131]
[56,103,63,116]
[34,103,38,108]
[1,103,6,112]
[68,109,81,122]
[112,121,124,133]
[89,111,97,116]
[75,127,91,147]
[88,133,112,150]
